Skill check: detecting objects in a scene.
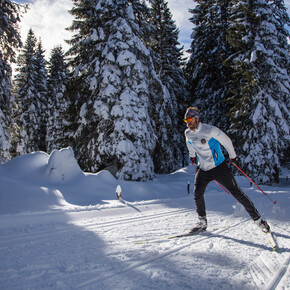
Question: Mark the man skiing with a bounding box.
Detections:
[184,107,270,233]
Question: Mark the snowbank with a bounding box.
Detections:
[0,147,119,214]
[0,148,289,218]
[44,147,83,182]
[0,151,49,181]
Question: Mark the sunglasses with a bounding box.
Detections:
[184,117,195,123]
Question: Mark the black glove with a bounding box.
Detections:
[230,157,238,166]
[190,156,197,165]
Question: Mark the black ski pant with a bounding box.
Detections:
[194,161,261,221]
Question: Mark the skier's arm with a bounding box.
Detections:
[212,127,237,159]
[185,136,196,158]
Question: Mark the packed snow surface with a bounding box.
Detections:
[0,148,289,289]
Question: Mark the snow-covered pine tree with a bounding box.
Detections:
[0,0,26,162]
[148,0,189,173]
[0,52,13,163]
[35,40,48,152]
[226,0,290,183]
[65,0,161,180]
[46,46,69,153]
[186,0,234,131]
[14,29,47,154]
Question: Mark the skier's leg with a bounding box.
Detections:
[213,162,261,221]
[194,167,211,218]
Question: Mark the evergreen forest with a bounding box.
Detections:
[0,0,289,183]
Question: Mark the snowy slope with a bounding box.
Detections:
[0,148,289,289]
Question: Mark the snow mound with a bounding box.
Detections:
[44,147,83,183]
[0,148,121,213]
[0,151,49,180]
[93,169,117,182]
[0,150,74,214]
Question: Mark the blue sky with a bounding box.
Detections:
[13,0,290,60]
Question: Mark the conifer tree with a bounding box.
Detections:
[186,0,234,131]
[226,0,290,183]
[0,0,26,162]
[149,0,188,173]
[46,46,69,153]
[66,0,161,180]
[35,40,48,151]
[14,29,48,154]
[0,52,13,163]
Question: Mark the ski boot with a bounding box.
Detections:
[189,216,207,234]
[255,217,270,233]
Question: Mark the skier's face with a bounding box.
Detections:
[185,116,199,131]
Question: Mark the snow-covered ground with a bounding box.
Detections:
[0,147,289,289]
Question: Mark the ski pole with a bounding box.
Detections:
[190,159,231,196]
[191,163,237,201]
[188,178,231,197]
[213,180,231,196]
[231,162,277,205]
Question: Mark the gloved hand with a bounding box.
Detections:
[190,156,197,165]
[230,157,238,166]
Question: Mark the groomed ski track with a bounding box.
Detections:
[0,198,289,289]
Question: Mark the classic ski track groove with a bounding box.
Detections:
[246,250,290,289]
[79,219,289,289]
[85,208,193,230]
[0,208,193,247]
[77,218,250,288]
[265,255,290,290]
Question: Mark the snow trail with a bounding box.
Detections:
[1,202,289,289]
[0,152,289,289]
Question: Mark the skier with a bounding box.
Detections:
[184,107,270,233]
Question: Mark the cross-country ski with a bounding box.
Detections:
[266,231,278,252]
[134,225,232,244]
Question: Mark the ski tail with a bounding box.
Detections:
[267,231,278,251]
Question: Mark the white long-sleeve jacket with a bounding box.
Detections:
[185,122,237,171]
